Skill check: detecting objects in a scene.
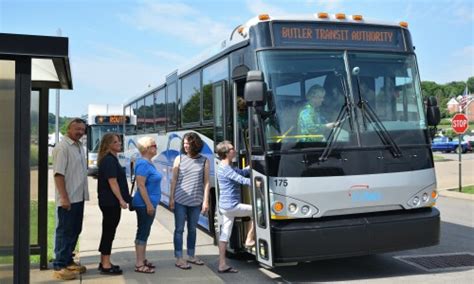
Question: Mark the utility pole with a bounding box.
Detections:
[55,28,62,145]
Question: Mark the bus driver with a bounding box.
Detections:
[297,85,338,142]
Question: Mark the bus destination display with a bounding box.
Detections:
[95,115,130,124]
[273,23,404,51]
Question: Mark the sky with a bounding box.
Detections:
[1,0,473,117]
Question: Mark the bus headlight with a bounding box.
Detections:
[412,196,420,206]
[422,193,429,203]
[288,203,297,213]
[301,205,310,215]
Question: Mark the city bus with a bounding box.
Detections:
[86,104,136,177]
[123,13,441,268]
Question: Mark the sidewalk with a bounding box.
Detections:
[435,159,474,201]
[31,177,224,283]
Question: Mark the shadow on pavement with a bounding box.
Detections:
[270,221,474,282]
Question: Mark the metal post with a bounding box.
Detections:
[458,134,462,192]
[38,87,49,269]
[55,28,61,145]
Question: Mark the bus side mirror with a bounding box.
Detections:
[244,71,267,106]
[426,96,441,126]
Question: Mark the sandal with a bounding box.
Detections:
[144,259,155,269]
[187,258,204,265]
[218,266,238,273]
[175,262,191,270]
[98,263,120,271]
[100,265,122,275]
[135,265,155,274]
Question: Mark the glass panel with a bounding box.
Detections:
[30,90,40,246]
[166,83,177,127]
[257,51,351,151]
[0,59,15,283]
[124,106,131,135]
[203,58,228,121]
[132,102,140,134]
[348,53,426,146]
[136,99,145,132]
[154,89,166,129]
[181,72,201,124]
[213,84,224,144]
[144,94,154,132]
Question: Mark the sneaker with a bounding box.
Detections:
[67,262,87,274]
[53,268,76,280]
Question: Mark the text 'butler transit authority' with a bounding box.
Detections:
[280,27,394,43]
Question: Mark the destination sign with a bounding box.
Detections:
[273,22,404,51]
[95,115,130,124]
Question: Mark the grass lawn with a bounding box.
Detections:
[0,201,55,265]
[433,155,446,161]
[460,185,474,194]
[30,201,56,263]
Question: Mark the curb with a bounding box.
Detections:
[438,187,474,201]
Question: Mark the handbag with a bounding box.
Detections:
[128,176,137,211]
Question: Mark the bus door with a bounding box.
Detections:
[245,71,274,267]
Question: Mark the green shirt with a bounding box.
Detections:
[297,103,325,142]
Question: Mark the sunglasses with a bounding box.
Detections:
[149,144,157,149]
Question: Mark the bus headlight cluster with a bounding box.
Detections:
[407,188,438,208]
[270,193,318,219]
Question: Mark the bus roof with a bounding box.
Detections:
[125,14,408,106]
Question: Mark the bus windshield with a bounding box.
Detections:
[257,50,427,152]
[88,125,133,152]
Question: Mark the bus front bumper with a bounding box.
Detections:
[271,207,440,263]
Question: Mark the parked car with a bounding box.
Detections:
[431,136,472,153]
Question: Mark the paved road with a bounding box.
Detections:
[146,195,473,284]
[32,160,473,283]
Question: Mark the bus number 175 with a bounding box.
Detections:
[274,179,288,187]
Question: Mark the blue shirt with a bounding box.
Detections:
[217,164,250,210]
[132,158,162,208]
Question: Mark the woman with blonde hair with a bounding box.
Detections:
[97,133,130,275]
[131,136,162,274]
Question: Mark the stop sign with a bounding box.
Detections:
[451,113,469,134]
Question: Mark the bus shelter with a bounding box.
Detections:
[0,32,72,284]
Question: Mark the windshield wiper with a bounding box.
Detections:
[351,67,402,158]
[319,71,354,162]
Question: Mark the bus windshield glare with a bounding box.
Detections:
[257,50,427,152]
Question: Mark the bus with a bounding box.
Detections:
[86,104,136,177]
[123,13,441,268]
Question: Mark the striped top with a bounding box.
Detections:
[217,164,250,210]
[174,154,207,207]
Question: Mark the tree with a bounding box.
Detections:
[467,77,474,93]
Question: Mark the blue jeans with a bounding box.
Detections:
[53,201,84,270]
[135,207,156,245]
[173,202,201,258]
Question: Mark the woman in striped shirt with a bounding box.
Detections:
[169,132,210,270]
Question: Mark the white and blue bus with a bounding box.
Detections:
[123,13,441,268]
[86,104,136,177]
